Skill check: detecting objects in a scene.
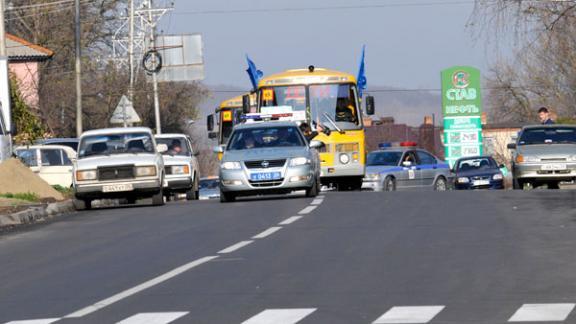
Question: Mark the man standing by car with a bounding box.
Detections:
[538,107,555,124]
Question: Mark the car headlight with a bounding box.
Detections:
[135,165,157,177]
[364,173,380,181]
[457,177,470,183]
[290,157,310,166]
[570,155,576,162]
[171,165,190,175]
[516,154,539,163]
[221,161,242,170]
[339,153,350,164]
[76,170,97,181]
[493,173,503,180]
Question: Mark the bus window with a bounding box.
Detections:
[260,86,306,112]
[309,83,360,129]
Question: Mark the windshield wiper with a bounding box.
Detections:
[323,112,345,134]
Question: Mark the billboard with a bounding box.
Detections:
[154,34,204,82]
[441,66,483,167]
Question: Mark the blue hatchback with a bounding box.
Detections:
[453,156,504,190]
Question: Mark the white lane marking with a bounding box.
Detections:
[116,312,189,324]
[372,306,445,323]
[64,256,218,318]
[241,308,317,324]
[252,227,282,239]
[4,320,61,324]
[508,303,575,322]
[298,206,317,215]
[310,199,324,205]
[279,216,303,225]
[218,240,254,254]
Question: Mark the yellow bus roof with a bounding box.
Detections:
[258,68,357,87]
[218,93,255,111]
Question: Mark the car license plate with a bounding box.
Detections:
[102,184,134,192]
[473,180,490,186]
[541,163,567,171]
[250,172,281,181]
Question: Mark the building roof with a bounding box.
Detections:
[6,34,54,62]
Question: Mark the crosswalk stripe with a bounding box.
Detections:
[116,312,189,324]
[372,306,445,323]
[241,308,317,324]
[508,303,575,322]
[4,319,61,324]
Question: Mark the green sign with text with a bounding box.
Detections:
[441,66,483,166]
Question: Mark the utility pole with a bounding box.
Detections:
[147,0,161,134]
[0,0,12,139]
[74,0,83,137]
[126,0,135,128]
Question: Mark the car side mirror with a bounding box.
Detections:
[156,143,168,153]
[309,140,325,149]
[402,161,412,167]
[507,143,516,150]
[207,114,214,132]
[242,94,251,114]
[365,95,375,116]
[499,164,505,169]
[213,145,225,154]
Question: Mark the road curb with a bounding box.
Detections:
[0,200,74,228]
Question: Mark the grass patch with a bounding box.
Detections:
[0,192,40,202]
[52,185,72,195]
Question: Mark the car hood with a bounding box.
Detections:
[456,169,501,178]
[222,147,309,162]
[161,155,191,166]
[76,154,159,170]
[365,165,402,174]
[517,144,576,157]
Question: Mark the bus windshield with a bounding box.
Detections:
[259,83,361,131]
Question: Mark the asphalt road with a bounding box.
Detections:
[1,190,576,324]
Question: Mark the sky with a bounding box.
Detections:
[160,0,501,92]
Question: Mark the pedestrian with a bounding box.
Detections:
[538,107,555,124]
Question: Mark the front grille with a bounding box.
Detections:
[249,179,284,187]
[165,166,173,175]
[471,176,490,181]
[98,165,134,180]
[541,158,567,162]
[244,159,286,169]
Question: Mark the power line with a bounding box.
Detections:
[6,0,94,11]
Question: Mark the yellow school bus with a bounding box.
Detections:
[252,67,375,190]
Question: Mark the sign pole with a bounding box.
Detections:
[0,0,11,136]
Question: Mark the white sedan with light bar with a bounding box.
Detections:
[72,127,165,210]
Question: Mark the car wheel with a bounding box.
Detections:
[383,176,396,191]
[522,181,533,190]
[73,198,92,210]
[306,176,319,197]
[152,188,165,206]
[548,181,560,190]
[220,189,236,203]
[434,177,447,191]
[513,177,522,190]
[187,177,199,200]
[127,197,137,204]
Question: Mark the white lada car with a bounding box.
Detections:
[73,127,165,210]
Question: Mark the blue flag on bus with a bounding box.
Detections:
[246,55,263,91]
[357,45,367,98]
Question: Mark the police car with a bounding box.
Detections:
[362,143,452,191]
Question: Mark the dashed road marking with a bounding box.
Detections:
[311,198,324,205]
[252,227,282,239]
[218,241,254,254]
[372,306,445,323]
[63,256,218,318]
[298,206,317,215]
[279,216,303,225]
[508,303,575,322]
[241,308,317,324]
[116,312,189,324]
[4,320,61,324]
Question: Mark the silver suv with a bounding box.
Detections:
[73,127,165,209]
[509,125,576,189]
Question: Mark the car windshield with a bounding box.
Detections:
[457,157,496,171]
[227,126,305,150]
[199,179,219,189]
[518,127,576,145]
[367,151,403,166]
[155,137,190,156]
[259,83,361,131]
[78,132,154,158]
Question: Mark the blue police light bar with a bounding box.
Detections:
[378,142,392,149]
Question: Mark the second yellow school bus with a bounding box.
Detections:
[254,67,374,190]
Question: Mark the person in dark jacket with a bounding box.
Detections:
[299,122,318,142]
[538,107,555,124]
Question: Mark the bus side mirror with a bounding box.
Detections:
[242,94,251,114]
[208,132,218,140]
[207,114,214,132]
[365,96,375,115]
